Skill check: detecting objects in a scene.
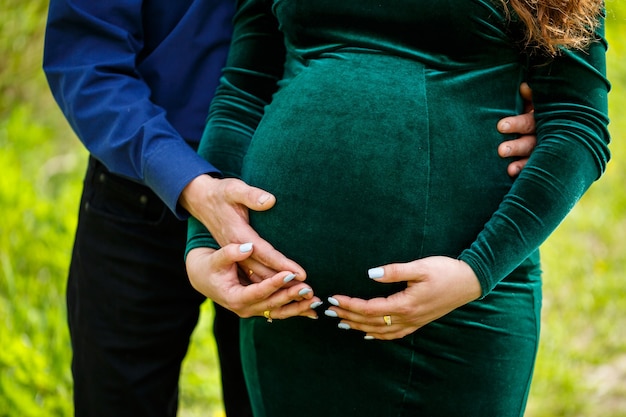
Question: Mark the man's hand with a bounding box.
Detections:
[180,174,306,281]
[497,82,537,177]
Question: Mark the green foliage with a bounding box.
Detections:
[0,105,78,416]
[1,1,625,417]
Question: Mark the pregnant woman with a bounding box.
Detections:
[186,1,610,416]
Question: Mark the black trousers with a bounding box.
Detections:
[68,157,251,417]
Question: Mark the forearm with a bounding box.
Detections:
[460,24,610,296]
[460,136,603,295]
[43,0,223,216]
[186,0,285,250]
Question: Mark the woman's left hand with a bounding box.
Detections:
[325,256,482,340]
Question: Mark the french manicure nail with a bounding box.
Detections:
[364,335,375,340]
[283,273,296,283]
[325,310,338,318]
[338,323,351,330]
[239,242,253,253]
[327,297,340,306]
[298,288,312,296]
[368,267,384,279]
[310,301,324,309]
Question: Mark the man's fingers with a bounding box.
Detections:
[497,112,535,136]
[226,179,276,211]
[520,81,533,111]
[251,238,306,279]
[507,158,528,177]
[498,135,536,158]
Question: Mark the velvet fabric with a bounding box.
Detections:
[187,1,610,416]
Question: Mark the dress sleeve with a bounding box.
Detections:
[459,20,611,297]
[186,0,285,253]
[43,0,220,217]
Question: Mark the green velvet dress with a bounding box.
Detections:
[187,1,610,416]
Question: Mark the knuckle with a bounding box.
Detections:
[396,305,412,317]
[362,305,377,316]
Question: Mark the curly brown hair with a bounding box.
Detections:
[503,0,604,55]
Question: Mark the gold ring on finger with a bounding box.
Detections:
[263,310,273,323]
[383,315,392,326]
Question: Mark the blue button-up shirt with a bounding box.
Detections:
[43,0,235,217]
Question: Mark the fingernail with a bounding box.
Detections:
[325,310,338,318]
[307,315,318,320]
[338,323,351,330]
[368,267,384,279]
[500,121,511,132]
[503,145,512,157]
[239,243,253,253]
[283,273,296,283]
[327,297,340,306]
[364,335,375,340]
[310,301,324,309]
[298,288,312,296]
[258,194,271,205]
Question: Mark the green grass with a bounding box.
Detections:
[1,2,625,416]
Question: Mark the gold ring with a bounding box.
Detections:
[263,310,273,323]
[383,315,392,326]
[248,269,254,277]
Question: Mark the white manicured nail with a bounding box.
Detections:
[239,243,253,253]
[368,267,384,279]
[327,297,340,306]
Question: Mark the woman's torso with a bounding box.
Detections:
[242,0,530,299]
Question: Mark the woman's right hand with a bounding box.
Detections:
[186,243,321,320]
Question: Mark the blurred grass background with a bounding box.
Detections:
[0,1,624,416]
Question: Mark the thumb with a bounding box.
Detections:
[213,242,256,271]
[233,181,276,212]
[367,262,423,284]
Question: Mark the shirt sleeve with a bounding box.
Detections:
[42,0,221,217]
[187,0,285,254]
[458,20,611,297]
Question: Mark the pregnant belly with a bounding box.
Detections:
[241,51,510,298]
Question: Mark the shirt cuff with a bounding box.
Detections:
[143,142,221,219]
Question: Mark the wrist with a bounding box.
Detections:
[179,174,220,219]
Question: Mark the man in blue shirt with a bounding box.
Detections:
[43,0,537,416]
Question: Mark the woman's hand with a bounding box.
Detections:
[186,243,320,320]
[324,256,482,340]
